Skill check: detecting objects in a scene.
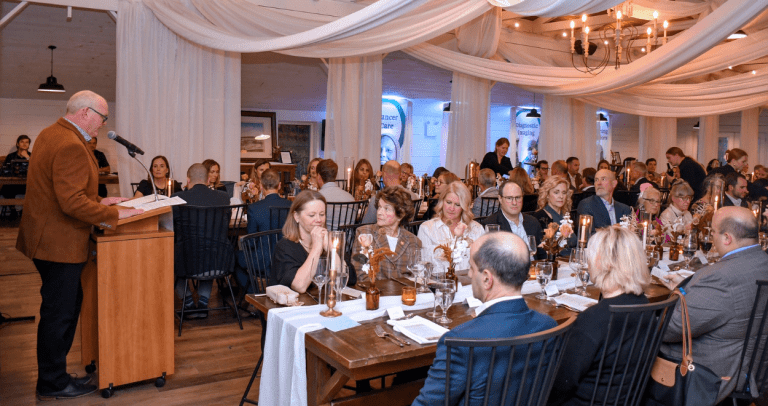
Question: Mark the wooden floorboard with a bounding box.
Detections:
[0,219,264,405]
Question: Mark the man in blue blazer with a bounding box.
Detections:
[577,169,632,233]
[481,180,545,259]
[412,232,557,406]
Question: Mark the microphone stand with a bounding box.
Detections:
[129,152,159,202]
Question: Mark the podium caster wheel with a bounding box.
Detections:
[85,361,96,374]
[155,372,166,388]
[101,388,113,398]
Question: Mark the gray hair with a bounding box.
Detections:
[478,168,496,188]
[586,227,649,295]
[471,233,530,288]
[66,90,104,115]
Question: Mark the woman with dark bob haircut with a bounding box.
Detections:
[350,186,422,282]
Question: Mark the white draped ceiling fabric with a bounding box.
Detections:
[116,0,240,197]
[446,8,501,173]
[117,0,768,188]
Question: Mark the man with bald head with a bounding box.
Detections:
[361,160,417,223]
[577,169,632,232]
[412,232,556,406]
[658,207,768,402]
[17,90,142,399]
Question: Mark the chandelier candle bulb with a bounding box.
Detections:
[583,26,590,51]
[653,11,659,41]
[570,20,575,53]
[647,27,652,54]
[663,20,668,45]
[616,10,622,30]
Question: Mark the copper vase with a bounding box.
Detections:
[365,280,380,310]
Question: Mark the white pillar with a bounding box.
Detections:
[445,72,492,174]
[539,96,597,166]
[697,115,719,164]
[639,116,677,166]
[739,108,759,162]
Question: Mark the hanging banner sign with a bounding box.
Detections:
[515,108,541,177]
[597,119,611,163]
[381,99,409,165]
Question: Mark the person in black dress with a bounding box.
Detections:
[665,147,707,201]
[270,190,329,293]
[548,226,651,406]
[86,137,110,197]
[708,148,747,179]
[2,135,32,201]
[480,137,514,176]
[532,176,576,256]
[134,155,182,197]
[202,158,228,192]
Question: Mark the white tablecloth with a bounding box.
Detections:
[258,288,463,406]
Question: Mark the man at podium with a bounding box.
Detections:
[16,90,143,400]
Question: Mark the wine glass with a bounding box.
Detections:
[569,248,585,293]
[535,262,553,300]
[313,258,328,304]
[578,268,591,296]
[435,281,455,325]
[406,249,421,282]
[429,282,442,319]
[485,224,500,233]
[681,232,698,270]
[646,248,661,269]
[527,236,538,262]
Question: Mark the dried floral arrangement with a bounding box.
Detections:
[539,212,573,257]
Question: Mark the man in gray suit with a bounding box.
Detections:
[660,206,768,402]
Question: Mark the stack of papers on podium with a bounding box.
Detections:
[387,316,449,344]
[118,194,186,211]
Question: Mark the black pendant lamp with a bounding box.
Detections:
[38,45,65,93]
[526,93,541,118]
[597,113,609,122]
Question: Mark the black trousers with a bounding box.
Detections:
[33,259,86,392]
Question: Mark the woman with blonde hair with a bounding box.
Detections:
[508,167,534,195]
[532,176,576,255]
[269,190,328,293]
[549,226,650,406]
[418,182,484,270]
[201,159,227,192]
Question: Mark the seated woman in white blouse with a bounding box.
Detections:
[417,181,484,271]
[659,181,695,240]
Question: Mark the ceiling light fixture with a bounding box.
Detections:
[38,45,65,93]
[526,93,541,118]
[693,121,700,130]
[727,30,747,40]
[254,134,271,140]
[597,113,609,122]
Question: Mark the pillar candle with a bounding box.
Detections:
[642,221,648,247]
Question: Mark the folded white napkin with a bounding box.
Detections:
[387,316,449,344]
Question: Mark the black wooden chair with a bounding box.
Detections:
[584,296,679,406]
[522,193,538,213]
[479,197,501,217]
[326,200,369,231]
[419,197,439,221]
[410,198,423,222]
[173,205,243,336]
[130,182,140,195]
[614,190,640,208]
[406,219,427,236]
[269,206,290,231]
[727,280,768,406]
[334,179,348,191]
[228,203,248,247]
[443,317,576,406]
[337,223,367,287]
[238,229,283,406]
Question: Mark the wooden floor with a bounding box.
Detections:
[0,218,263,405]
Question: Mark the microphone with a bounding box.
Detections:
[107,131,144,156]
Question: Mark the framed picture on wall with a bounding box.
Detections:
[241,111,277,159]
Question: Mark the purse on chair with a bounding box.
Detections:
[643,290,724,406]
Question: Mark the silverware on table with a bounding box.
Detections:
[385,325,411,345]
[374,325,403,347]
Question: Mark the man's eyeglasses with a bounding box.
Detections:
[673,196,693,201]
[501,195,523,203]
[88,107,108,124]
[539,167,549,172]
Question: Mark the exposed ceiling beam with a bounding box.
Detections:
[0,1,29,31]
[27,0,118,11]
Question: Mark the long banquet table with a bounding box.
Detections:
[247,271,670,406]
[0,174,119,206]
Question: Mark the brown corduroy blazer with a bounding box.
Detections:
[16,118,119,263]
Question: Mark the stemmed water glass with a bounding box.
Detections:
[535,262,552,300]
[334,267,349,303]
[313,258,328,304]
[578,267,591,296]
[682,232,698,270]
[435,281,455,325]
[569,248,585,293]
[413,250,431,294]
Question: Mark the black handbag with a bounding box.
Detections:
[643,290,723,406]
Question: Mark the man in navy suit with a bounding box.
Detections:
[172,163,230,317]
[722,172,749,208]
[412,232,557,406]
[577,169,632,233]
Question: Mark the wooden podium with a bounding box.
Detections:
[80,206,175,398]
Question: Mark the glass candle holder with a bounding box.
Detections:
[401,286,417,306]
